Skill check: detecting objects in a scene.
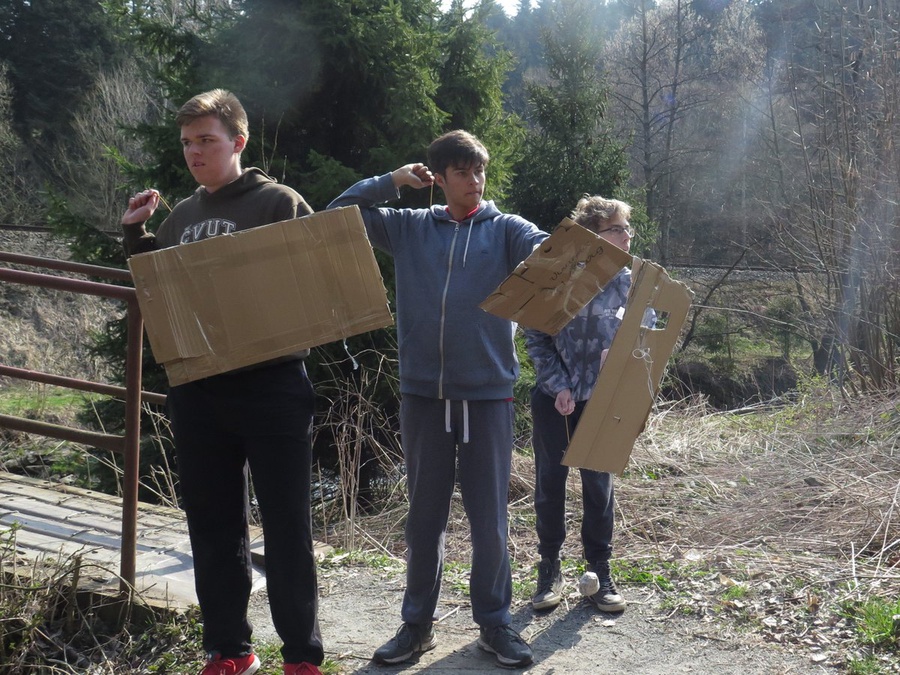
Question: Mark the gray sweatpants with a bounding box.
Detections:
[399,394,514,629]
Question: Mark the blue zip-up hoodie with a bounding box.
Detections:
[328,173,548,400]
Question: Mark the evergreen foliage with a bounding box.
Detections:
[508,0,629,231]
[0,0,121,157]
[435,0,524,204]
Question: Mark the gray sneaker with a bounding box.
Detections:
[588,561,626,612]
[477,624,533,668]
[372,622,436,664]
[531,557,564,610]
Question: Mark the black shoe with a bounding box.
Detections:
[372,622,437,664]
[477,624,533,668]
[531,557,564,610]
[588,561,626,612]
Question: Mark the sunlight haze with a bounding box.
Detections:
[441,0,528,16]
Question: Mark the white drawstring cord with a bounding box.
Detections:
[444,399,471,443]
[342,338,359,370]
[633,344,654,398]
[462,400,470,444]
[462,221,474,268]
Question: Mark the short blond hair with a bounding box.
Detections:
[175,89,249,140]
[570,194,631,234]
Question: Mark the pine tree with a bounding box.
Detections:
[509,0,630,231]
[0,0,121,173]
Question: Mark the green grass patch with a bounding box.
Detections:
[320,549,402,572]
[721,584,750,602]
[846,655,893,675]
[443,561,471,595]
[0,385,103,417]
[844,597,900,652]
[612,560,677,590]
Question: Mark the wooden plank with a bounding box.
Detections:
[0,472,279,609]
[0,472,199,607]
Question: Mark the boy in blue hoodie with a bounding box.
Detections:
[328,130,547,668]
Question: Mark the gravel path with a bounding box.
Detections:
[248,563,833,674]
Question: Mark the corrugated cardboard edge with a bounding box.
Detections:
[562,258,693,474]
[479,218,633,335]
[128,206,393,386]
[129,244,211,364]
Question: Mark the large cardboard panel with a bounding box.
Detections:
[479,218,633,335]
[129,206,393,386]
[562,258,693,473]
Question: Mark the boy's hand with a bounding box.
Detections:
[392,163,434,190]
[121,189,161,226]
[555,388,575,416]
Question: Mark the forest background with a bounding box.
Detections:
[2,0,899,575]
[2,0,900,554]
[0,0,899,671]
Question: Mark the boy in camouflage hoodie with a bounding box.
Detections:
[525,195,638,613]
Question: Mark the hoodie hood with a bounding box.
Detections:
[150,167,310,249]
[195,167,274,202]
[429,200,503,225]
[429,201,505,268]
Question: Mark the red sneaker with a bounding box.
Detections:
[283,663,323,675]
[200,652,261,675]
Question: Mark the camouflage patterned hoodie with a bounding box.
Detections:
[525,268,632,402]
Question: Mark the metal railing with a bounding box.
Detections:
[0,251,165,597]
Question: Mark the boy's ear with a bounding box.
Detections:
[434,172,446,188]
[233,135,247,154]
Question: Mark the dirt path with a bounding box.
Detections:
[249,563,831,674]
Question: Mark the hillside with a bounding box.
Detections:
[0,230,114,386]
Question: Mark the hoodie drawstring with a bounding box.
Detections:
[445,399,451,433]
[462,400,469,443]
[444,399,470,444]
[462,221,474,268]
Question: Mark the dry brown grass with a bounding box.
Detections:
[0,231,115,386]
[331,386,900,669]
[626,391,899,583]
[343,387,899,587]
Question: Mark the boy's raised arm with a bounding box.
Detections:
[327,164,434,211]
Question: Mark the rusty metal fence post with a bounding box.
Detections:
[0,252,165,597]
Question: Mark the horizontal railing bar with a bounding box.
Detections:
[0,365,166,407]
[0,267,136,302]
[0,414,124,454]
[0,249,144,597]
[0,251,132,282]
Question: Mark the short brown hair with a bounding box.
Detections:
[427,130,489,176]
[570,194,631,234]
[175,89,249,139]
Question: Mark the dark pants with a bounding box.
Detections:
[399,394,514,629]
[167,360,323,665]
[531,388,614,565]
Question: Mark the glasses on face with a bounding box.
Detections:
[597,225,634,238]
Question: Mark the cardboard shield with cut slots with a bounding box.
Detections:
[479,218,633,335]
[562,258,693,474]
